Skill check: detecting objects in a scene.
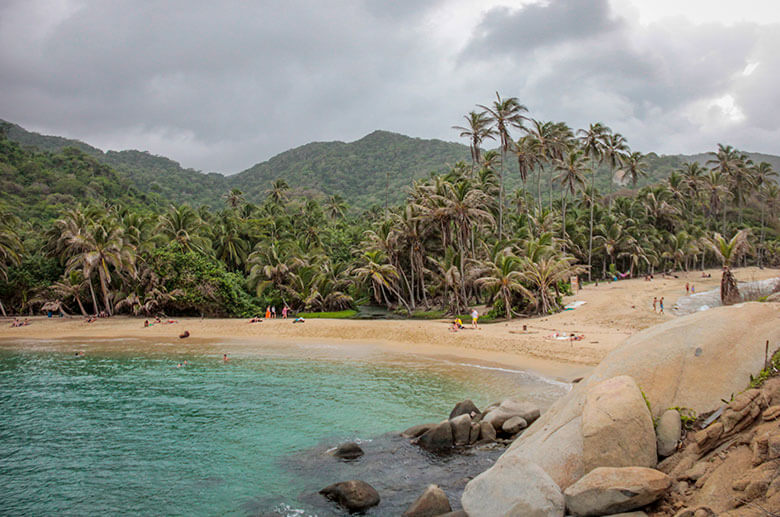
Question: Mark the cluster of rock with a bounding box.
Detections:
[457,302,780,516]
[653,376,780,515]
[317,397,541,514]
[402,398,541,454]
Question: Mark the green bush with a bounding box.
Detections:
[297,309,357,319]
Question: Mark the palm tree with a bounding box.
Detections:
[553,149,588,248]
[514,135,541,212]
[479,92,528,237]
[325,195,348,220]
[617,152,648,188]
[520,252,584,314]
[223,188,245,209]
[452,111,497,172]
[475,252,534,320]
[602,132,629,201]
[0,208,22,316]
[157,204,210,253]
[267,179,290,205]
[50,271,89,316]
[752,163,777,267]
[707,230,750,305]
[352,250,410,313]
[577,122,609,281]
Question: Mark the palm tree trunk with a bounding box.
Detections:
[0,299,6,317]
[759,203,765,268]
[561,192,567,253]
[499,151,505,238]
[89,278,99,314]
[99,269,112,315]
[587,161,596,282]
[75,294,87,317]
[537,166,543,211]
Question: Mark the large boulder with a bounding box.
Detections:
[450,414,473,446]
[461,456,564,517]
[656,409,682,457]
[319,480,380,513]
[563,467,671,516]
[502,416,528,435]
[450,399,481,420]
[581,375,657,473]
[403,423,437,439]
[466,303,780,493]
[417,420,453,453]
[332,442,364,460]
[402,484,452,517]
[479,420,496,442]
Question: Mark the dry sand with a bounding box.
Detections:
[1,266,778,379]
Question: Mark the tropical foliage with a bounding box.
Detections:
[1,96,778,319]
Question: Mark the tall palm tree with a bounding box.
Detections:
[157,204,210,253]
[267,179,290,205]
[325,195,348,220]
[577,122,609,281]
[479,92,528,237]
[602,132,629,201]
[554,149,588,248]
[452,111,497,172]
[223,188,245,209]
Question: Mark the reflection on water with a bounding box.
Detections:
[0,343,567,516]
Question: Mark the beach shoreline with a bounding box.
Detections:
[1,266,777,380]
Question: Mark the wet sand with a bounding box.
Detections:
[2,266,777,380]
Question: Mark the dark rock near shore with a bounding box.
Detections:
[403,423,437,439]
[417,420,454,453]
[333,442,364,460]
[319,480,380,513]
[449,399,481,420]
[479,421,496,442]
[450,414,472,446]
[402,484,452,516]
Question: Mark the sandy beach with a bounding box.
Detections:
[2,266,778,379]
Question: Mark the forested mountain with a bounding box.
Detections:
[2,119,778,213]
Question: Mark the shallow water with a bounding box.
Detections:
[674,277,779,315]
[0,343,567,516]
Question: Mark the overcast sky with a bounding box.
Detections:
[1,0,779,174]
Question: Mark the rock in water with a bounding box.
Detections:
[417,420,454,453]
[502,416,528,435]
[461,456,565,517]
[403,423,437,439]
[450,414,472,446]
[450,399,481,420]
[402,484,451,516]
[581,375,657,473]
[333,442,364,460]
[656,409,682,457]
[319,480,380,512]
[563,467,670,516]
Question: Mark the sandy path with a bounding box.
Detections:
[1,266,777,378]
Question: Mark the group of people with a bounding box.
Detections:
[263,305,290,319]
[652,296,665,313]
[143,317,178,327]
[450,309,480,331]
[685,282,696,294]
[9,318,30,327]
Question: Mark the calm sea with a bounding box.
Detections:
[0,342,568,515]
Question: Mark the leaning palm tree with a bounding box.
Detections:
[553,149,588,249]
[352,250,410,313]
[452,110,497,172]
[707,230,750,305]
[520,253,584,315]
[479,92,528,237]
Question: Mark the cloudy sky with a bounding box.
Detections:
[1,0,779,174]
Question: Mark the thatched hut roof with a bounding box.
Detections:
[41,301,62,312]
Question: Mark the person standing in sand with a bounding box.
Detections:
[265,306,271,319]
[686,282,689,293]
[271,306,276,318]
[471,308,479,329]
[652,297,657,312]
[659,297,664,314]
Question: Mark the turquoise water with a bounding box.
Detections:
[0,343,567,515]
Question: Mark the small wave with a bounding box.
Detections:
[455,362,571,388]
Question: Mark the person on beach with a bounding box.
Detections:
[685,282,689,293]
[293,316,305,323]
[652,297,657,312]
[265,306,271,319]
[659,297,664,314]
[471,308,479,329]
[271,306,276,318]
[223,354,229,362]
[282,306,289,319]
[691,284,695,294]
[179,330,190,339]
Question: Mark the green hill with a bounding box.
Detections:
[232,130,472,208]
[2,119,778,213]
